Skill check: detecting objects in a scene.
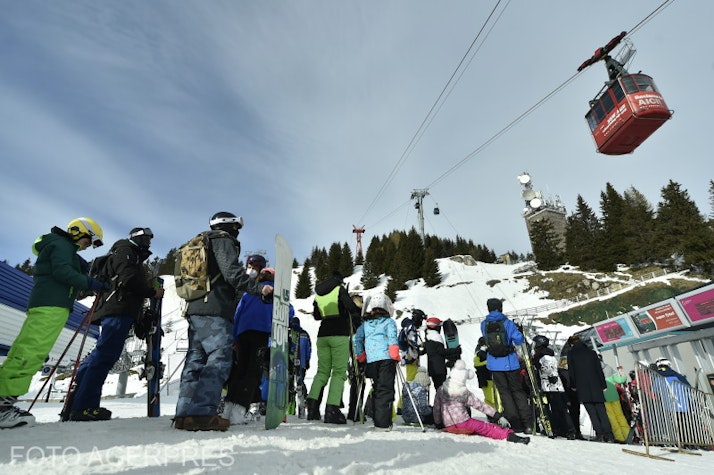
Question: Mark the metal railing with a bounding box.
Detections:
[624,363,714,461]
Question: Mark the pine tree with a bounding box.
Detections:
[294,260,313,299]
[15,258,34,276]
[354,248,364,266]
[654,180,714,268]
[599,183,627,271]
[422,247,441,286]
[621,186,656,265]
[565,195,601,270]
[529,218,564,270]
[339,242,354,278]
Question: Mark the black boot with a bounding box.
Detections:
[324,404,347,425]
[507,433,530,445]
[306,398,321,421]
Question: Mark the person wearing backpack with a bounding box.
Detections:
[423,317,461,391]
[479,298,532,434]
[0,217,109,429]
[174,212,272,432]
[305,271,361,424]
[66,227,164,422]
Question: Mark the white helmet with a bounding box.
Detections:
[364,293,394,317]
[655,357,671,368]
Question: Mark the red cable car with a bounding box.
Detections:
[577,32,672,155]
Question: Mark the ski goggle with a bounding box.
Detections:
[209,215,244,229]
[129,227,154,239]
[77,218,104,248]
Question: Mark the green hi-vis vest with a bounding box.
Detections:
[315,286,341,318]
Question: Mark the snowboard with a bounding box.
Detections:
[146,276,164,417]
[265,235,294,430]
[442,318,459,349]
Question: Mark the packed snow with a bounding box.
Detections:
[1,259,712,474]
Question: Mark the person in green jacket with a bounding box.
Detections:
[305,271,361,424]
[0,217,109,429]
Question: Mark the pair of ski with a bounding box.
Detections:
[519,342,555,438]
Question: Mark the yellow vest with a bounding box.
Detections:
[315,286,341,318]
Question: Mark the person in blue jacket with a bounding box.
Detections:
[353,292,401,430]
[223,267,293,424]
[480,298,532,434]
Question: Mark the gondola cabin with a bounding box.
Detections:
[578,32,672,155]
[585,73,672,155]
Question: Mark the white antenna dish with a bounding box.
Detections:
[522,189,537,200]
[529,198,542,208]
[518,174,531,184]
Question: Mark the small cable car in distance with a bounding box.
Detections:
[577,31,672,155]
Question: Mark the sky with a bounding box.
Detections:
[2,260,712,473]
[1,1,712,268]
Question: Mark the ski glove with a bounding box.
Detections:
[87,276,111,293]
[389,345,401,362]
[493,412,511,428]
[548,375,559,384]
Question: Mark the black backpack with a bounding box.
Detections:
[485,319,513,357]
[88,251,114,282]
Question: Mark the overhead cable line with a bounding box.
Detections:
[367,0,675,233]
[357,0,509,226]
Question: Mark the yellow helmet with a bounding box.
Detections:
[67,217,104,248]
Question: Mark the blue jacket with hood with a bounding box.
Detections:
[480,310,524,372]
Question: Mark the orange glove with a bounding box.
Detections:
[357,352,367,363]
[389,345,401,361]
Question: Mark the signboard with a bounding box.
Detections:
[628,298,689,337]
[674,282,714,325]
[593,315,640,345]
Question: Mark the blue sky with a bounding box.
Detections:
[1,1,710,267]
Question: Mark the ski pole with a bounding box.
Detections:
[29,296,99,411]
[58,300,97,419]
[396,364,425,432]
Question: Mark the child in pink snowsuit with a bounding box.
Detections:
[433,360,530,444]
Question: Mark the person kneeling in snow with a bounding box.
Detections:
[433,359,530,444]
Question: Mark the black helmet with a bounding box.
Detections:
[411,309,426,327]
[209,211,244,237]
[129,227,153,249]
[532,335,549,349]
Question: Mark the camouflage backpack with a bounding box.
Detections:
[173,232,221,302]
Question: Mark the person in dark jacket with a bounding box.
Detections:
[567,335,614,442]
[532,335,576,439]
[174,212,271,432]
[423,317,461,391]
[479,298,532,434]
[67,227,164,422]
[306,271,361,424]
[0,217,108,429]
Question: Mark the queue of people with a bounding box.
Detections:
[1,220,706,453]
